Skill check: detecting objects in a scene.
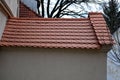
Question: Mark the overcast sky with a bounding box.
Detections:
[21,0,119,18]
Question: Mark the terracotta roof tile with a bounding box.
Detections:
[89,12,113,45]
[0,12,113,49]
[19,2,41,18]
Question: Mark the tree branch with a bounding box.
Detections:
[50,0,60,17]
[47,0,50,17]
[41,0,44,17]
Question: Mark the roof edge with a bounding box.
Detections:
[88,12,101,46]
[0,44,101,49]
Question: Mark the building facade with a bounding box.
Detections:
[0,0,19,39]
[0,1,113,80]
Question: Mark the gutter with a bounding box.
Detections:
[0,0,14,17]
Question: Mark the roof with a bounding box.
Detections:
[89,13,112,45]
[19,1,41,18]
[0,12,113,49]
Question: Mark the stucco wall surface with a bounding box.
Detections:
[4,0,18,17]
[107,58,120,80]
[0,11,7,40]
[0,47,106,80]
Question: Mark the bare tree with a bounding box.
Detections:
[103,0,120,63]
[35,0,41,15]
[103,0,120,34]
[35,0,90,18]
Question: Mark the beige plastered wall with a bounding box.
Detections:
[0,11,7,39]
[4,0,19,17]
[0,47,107,80]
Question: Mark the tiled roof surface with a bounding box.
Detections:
[0,12,113,49]
[89,12,113,45]
[19,2,41,18]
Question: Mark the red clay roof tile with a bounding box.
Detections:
[19,2,41,18]
[0,12,113,49]
[89,12,113,45]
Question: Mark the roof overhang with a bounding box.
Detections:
[0,0,14,17]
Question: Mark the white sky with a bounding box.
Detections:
[22,0,120,18]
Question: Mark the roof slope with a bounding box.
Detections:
[0,12,113,49]
[19,1,41,18]
[89,13,112,45]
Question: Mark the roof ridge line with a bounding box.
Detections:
[88,14,101,47]
[9,17,89,20]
